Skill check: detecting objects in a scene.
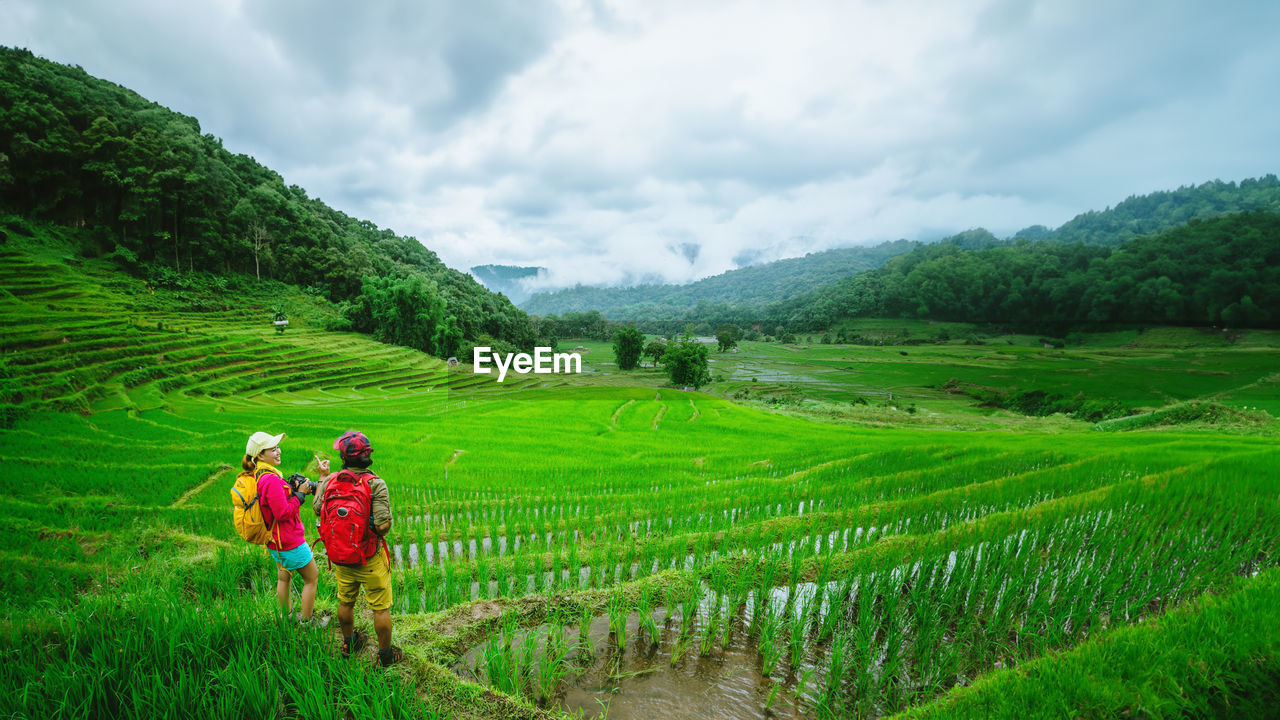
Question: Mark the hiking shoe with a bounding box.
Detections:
[341,630,368,659]
[378,645,405,668]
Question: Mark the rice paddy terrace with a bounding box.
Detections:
[0,244,548,419]
[2,237,1278,719]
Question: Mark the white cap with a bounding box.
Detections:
[246,431,286,457]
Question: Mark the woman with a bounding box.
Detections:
[243,431,320,624]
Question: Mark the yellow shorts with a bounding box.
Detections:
[333,548,393,611]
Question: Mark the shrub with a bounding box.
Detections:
[613,325,645,370]
[1095,402,1269,431]
[664,336,711,389]
[120,365,170,388]
[0,403,29,430]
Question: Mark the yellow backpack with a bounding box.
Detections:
[230,466,276,545]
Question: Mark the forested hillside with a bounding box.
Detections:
[1043,176,1280,246]
[766,210,1280,332]
[522,240,917,318]
[0,46,536,356]
[524,176,1280,333]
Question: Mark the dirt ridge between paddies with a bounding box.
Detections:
[170,464,236,508]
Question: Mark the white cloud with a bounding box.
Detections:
[3,0,1279,290]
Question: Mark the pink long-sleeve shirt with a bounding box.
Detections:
[257,468,306,551]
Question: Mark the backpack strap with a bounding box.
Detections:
[231,486,257,511]
[360,471,389,561]
[253,464,284,547]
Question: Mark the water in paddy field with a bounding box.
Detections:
[568,621,795,719]
[457,616,810,720]
[393,528,578,566]
[391,518,885,572]
[453,585,852,720]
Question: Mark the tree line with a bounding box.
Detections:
[523,176,1280,335]
[522,241,917,318]
[1040,175,1280,247]
[767,210,1280,332]
[537,210,1280,338]
[0,46,537,357]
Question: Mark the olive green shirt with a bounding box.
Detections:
[313,469,392,534]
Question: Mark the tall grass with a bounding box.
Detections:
[0,585,442,720]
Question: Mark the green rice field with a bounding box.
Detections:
[2,236,1278,719]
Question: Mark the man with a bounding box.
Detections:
[315,430,403,667]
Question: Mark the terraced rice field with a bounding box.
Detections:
[2,241,1278,719]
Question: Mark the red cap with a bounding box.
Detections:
[333,430,372,459]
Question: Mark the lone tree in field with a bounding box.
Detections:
[715,324,739,352]
[612,325,645,370]
[644,339,666,367]
[664,336,711,389]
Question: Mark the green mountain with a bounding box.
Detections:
[1042,176,1280,246]
[0,46,536,356]
[764,210,1280,332]
[521,240,918,319]
[524,176,1280,333]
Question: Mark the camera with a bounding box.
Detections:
[287,473,310,492]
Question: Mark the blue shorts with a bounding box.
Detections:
[269,542,314,571]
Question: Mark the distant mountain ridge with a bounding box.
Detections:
[470,264,545,304]
[1044,176,1280,246]
[762,209,1280,331]
[522,175,1280,321]
[521,240,918,317]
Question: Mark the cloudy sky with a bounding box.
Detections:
[4,0,1279,290]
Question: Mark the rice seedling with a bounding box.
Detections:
[668,633,694,667]
[576,603,595,665]
[476,554,491,600]
[788,601,809,671]
[494,556,510,599]
[699,596,720,656]
[518,622,538,700]
[795,666,817,711]
[815,629,852,718]
[765,679,781,712]
[483,616,519,697]
[758,602,784,677]
[533,554,546,593]
[637,585,660,647]
[551,551,564,593]
[536,617,574,705]
[607,588,628,651]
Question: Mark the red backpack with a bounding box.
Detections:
[319,470,382,566]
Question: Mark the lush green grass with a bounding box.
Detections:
[1,567,444,720]
[488,329,1280,427]
[3,234,1279,719]
[704,338,1280,420]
